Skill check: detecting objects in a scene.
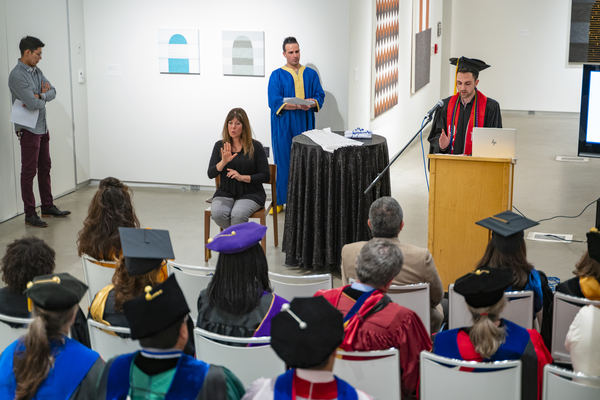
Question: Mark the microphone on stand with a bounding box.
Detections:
[426,100,444,117]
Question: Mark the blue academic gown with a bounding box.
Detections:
[268,66,325,205]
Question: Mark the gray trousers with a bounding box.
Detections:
[211,197,263,229]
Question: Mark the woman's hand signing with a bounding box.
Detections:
[221,142,237,164]
[226,169,250,183]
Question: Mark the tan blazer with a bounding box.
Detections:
[340,237,444,332]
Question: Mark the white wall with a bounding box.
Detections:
[347,0,444,157]
[83,0,349,186]
[448,0,582,112]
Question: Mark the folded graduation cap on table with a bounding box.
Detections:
[119,227,174,276]
[476,210,539,255]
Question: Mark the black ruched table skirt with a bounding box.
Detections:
[282,133,391,271]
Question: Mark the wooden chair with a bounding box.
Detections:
[204,164,278,261]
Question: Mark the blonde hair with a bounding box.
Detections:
[13,304,77,400]
[466,297,507,359]
[221,108,255,160]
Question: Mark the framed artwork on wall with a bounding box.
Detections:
[222,31,265,77]
[569,0,600,63]
[371,0,399,119]
[158,29,200,74]
[411,0,431,93]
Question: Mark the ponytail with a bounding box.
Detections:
[13,305,77,400]
[467,297,507,359]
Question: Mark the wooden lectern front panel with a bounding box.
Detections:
[427,155,514,289]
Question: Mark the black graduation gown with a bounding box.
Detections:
[428,93,503,154]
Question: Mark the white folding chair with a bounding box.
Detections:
[194,327,285,388]
[81,254,117,306]
[167,261,215,323]
[387,283,431,334]
[88,319,141,362]
[449,284,534,329]
[268,272,332,301]
[333,348,400,400]
[551,292,600,364]
[0,314,32,352]
[543,364,600,399]
[420,351,522,400]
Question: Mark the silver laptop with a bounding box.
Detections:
[472,128,516,158]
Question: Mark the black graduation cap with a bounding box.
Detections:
[206,222,267,254]
[450,56,490,73]
[119,227,175,276]
[271,297,345,369]
[476,211,539,255]
[454,266,513,308]
[587,228,600,263]
[123,274,190,340]
[24,273,88,311]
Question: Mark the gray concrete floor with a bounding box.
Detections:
[0,111,597,310]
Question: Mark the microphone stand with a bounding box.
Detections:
[364,112,435,194]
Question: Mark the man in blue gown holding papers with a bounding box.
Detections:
[268,37,325,208]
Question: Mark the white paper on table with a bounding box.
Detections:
[10,100,39,129]
[283,97,315,106]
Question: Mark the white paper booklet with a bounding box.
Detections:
[10,99,39,129]
[284,97,315,106]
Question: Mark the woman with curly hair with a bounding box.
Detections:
[76,176,139,261]
[77,177,169,281]
[0,237,55,320]
[0,273,102,400]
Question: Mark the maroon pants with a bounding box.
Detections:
[20,129,53,216]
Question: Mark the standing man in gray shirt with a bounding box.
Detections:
[9,36,70,227]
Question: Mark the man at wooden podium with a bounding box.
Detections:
[428,57,503,155]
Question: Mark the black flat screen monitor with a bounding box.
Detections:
[579,64,600,158]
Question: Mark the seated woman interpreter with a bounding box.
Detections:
[207,108,270,229]
[433,267,552,400]
[197,222,288,340]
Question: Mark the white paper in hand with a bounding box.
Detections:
[10,100,39,129]
[283,97,315,106]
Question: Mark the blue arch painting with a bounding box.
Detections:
[169,34,189,73]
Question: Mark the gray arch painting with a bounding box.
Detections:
[169,34,189,73]
[222,31,264,76]
[232,36,254,75]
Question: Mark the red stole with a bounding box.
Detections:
[319,286,386,351]
[446,90,488,155]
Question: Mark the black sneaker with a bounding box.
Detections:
[41,205,71,218]
[25,213,48,228]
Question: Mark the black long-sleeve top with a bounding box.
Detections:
[207,140,270,206]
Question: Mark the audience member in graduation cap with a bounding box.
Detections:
[428,56,502,155]
[97,275,245,400]
[475,210,549,316]
[197,222,288,342]
[0,237,90,347]
[433,267,552,400]
[315,238,432,398]
[0,273,103,400]
[88,227,194,354]
[563,228,600,383]
[243,297,372,400]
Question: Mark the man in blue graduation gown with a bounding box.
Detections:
[268,37,325,207]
